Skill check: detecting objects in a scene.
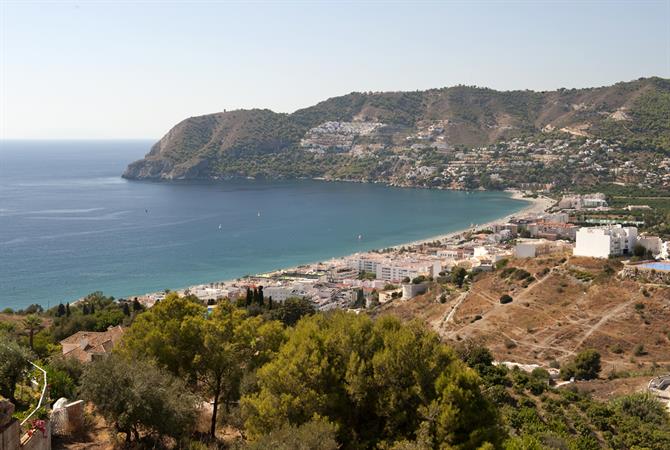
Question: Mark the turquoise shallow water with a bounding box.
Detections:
[0,140,527,310]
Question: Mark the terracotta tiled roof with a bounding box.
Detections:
[60,326,124,363]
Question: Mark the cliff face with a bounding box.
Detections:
[123,77,670,181]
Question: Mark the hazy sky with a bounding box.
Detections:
[1,1,669,139]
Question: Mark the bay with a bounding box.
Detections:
[0,140,527,310]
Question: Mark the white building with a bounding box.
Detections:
[401,282,429,299]
[263,285,309,302]
[376,260,440,282]
[637,236,662,257]
[573,225,638,258]
[349,255,441,282]
[514,239,572,258]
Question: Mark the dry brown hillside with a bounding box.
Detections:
[379,255,670,377]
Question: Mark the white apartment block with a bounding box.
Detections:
[349,255,441,282]
[573,225,638,258]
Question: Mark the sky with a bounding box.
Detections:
[1,0,669,139]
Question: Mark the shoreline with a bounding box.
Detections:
[133,189,554,302]
[64,189,553,307]
[387,189,554,249]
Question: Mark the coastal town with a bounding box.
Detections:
[130,191,670,312]
[297,120,670,191]
[3,2,669,447]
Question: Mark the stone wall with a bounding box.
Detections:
[1,420,20,450]
[621,265,670,284]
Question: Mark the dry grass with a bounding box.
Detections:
[382,256,670,388]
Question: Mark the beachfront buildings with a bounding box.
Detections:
[573,225,638,258]
[558,193,608,209]
[349,254,441,282]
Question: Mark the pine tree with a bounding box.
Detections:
[82,304,89,315]
[123,303,131,316]
[268,296,273,310]
[57,303,66,317]
[246,288,253,306]
[258,286,264,307]
[253,288,259,305]
[66,302,71,317]
[132,298,142,311]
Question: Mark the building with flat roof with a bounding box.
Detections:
[573,225,637,258]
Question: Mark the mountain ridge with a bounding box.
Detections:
[123,77,670,187]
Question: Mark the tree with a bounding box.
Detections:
[195,304,284,437]
[122,303,130,316]
[560,349,601,380]
[121,293,285,438]
[500,294,513,304]
[258,285,264,306]
[22,314,42,351]
[241,312,502,448]
[56,303,66,317]
[264,297,316,326]
[80,354,197,442]
[0,340,33,402]
[632,244,648,258]
[65,302,71,317]
[451,267,468,288]
[132,298,142,311]
[119,292,205,378]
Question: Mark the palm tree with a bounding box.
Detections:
[22,314,42,350]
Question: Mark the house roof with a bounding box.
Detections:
[60,325,124,363]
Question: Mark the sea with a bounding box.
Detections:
[0,140,528,310]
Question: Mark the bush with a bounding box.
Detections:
[611,343,624,354]
[242,417,339,450]
[500,294,513,304]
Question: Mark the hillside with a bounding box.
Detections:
[123,78,670,189]
[377,254,670,379]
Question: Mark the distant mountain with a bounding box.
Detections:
[123,77,670,188]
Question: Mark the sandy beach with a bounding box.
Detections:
[137,189,555,299]
[389,189,555,249]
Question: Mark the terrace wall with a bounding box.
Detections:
[621,264,670,284]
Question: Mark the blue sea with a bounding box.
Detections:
[0,140,527,310]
